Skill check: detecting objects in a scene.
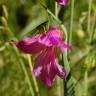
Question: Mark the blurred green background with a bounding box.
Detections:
[0,0,96,96]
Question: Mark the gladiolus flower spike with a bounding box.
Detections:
[15,27,71,87]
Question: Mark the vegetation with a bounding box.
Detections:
[0,0,96,96]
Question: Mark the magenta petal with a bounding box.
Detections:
[56,0,68,6]
[59,41,71,53]
[32,66,42,76]
[35,48,57,86]
[32,49,52,77]
[47,27,62,39]
[57,64,66,79]
[46,27,62,42]
[40,63,57,87]
[15,35,46,54]
[35,48,54,66]
[38,27,62,46]
[54,59,66,79]
[49,37,60,45]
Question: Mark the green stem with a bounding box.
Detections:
[61,25,70,74]
[47,8,61,24]
[6,26,34,96]
[12,45,35,96]
[54,1,58,19]
[83,1,92,95]
[83,70,88,96]
[55,3,62,96]
[89,11,96,43]
[27,55,40,96]
[69,0,74,44]
[87,0,92,34]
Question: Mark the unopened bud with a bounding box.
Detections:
[0,16,7,27]
[2,5,8,20]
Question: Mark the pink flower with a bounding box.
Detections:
[56,0,68,6]
[15,27,71,86]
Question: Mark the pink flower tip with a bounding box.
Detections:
[56,0,68,6]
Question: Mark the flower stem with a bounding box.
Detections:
[55,3,62,96]
[55,2,58,18]
[87,0,92,35]
[61,25,70,75]
[27,55,40,96]
[83,70,88,96]
[69,0,74,44]
[89,6,96,43]
[4,23,34,96]
[83,1,92,95]
[10,44,34,96]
